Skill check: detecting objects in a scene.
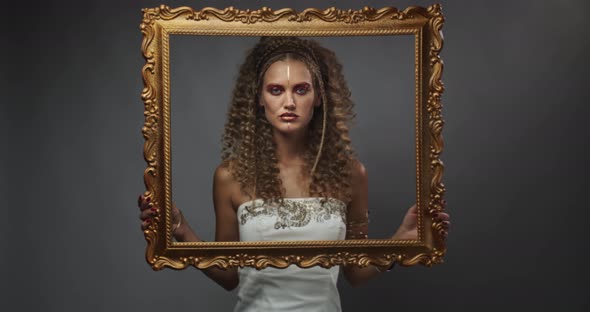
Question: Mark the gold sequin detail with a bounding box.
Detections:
[239,198,347,230]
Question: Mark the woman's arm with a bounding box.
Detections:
[341,160,384,287]
[198,164,240,290]
[141,164,240,291]
[341,161,450,287]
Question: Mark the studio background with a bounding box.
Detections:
[170,34,416,240]
[1,0,588,311]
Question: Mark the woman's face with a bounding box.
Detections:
[260,58,318,136]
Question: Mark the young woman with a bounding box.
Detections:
[138,36,449,312]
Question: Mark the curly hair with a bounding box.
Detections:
[221,37,356,204]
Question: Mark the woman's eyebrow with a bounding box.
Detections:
[265,83,286,92]
[292,82,311,88]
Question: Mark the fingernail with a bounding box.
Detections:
[146,197,151,202]
[146,219,151,223]
[151,207,157,212]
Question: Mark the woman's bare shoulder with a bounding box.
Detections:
[214,160,251,209]
[214,160,236,185]
[330,158,367,206]
[350,158,368,184]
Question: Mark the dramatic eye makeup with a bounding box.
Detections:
[265,83,311,96]
[294,83,311,95]
[266,84,284,95]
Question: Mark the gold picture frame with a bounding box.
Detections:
[140,5,446,270]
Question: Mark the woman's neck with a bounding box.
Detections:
[273,129,307,166]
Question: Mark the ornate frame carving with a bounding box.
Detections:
[140,5,446,270]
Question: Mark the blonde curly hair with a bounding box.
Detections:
[221,37,356,204]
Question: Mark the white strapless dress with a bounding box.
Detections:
[234,197,347,312]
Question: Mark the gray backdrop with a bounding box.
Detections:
[2,0,588,311]
[170,34,416,240]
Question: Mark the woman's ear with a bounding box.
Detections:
[314,95,321,107]
[259,96,265,108]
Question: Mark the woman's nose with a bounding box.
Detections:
[284,92,296,109]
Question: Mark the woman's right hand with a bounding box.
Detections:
[138,194,157,231]
[138,194,184,236]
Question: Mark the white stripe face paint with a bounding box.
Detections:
[286,54,292,130]
[286,54,291,86]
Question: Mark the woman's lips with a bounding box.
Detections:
[280,113,298,121]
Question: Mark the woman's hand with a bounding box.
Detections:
[138,194,156,231]
[137,194,182,234]
[137,192,237,291]
[392,203,450,240]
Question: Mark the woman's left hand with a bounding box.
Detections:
[392,204,450,240]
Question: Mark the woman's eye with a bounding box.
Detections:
[270,87,282,95]
[295,87,309,95]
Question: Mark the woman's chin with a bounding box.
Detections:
[273,123,307,136]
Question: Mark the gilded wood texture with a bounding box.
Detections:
[140,5,446,270]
